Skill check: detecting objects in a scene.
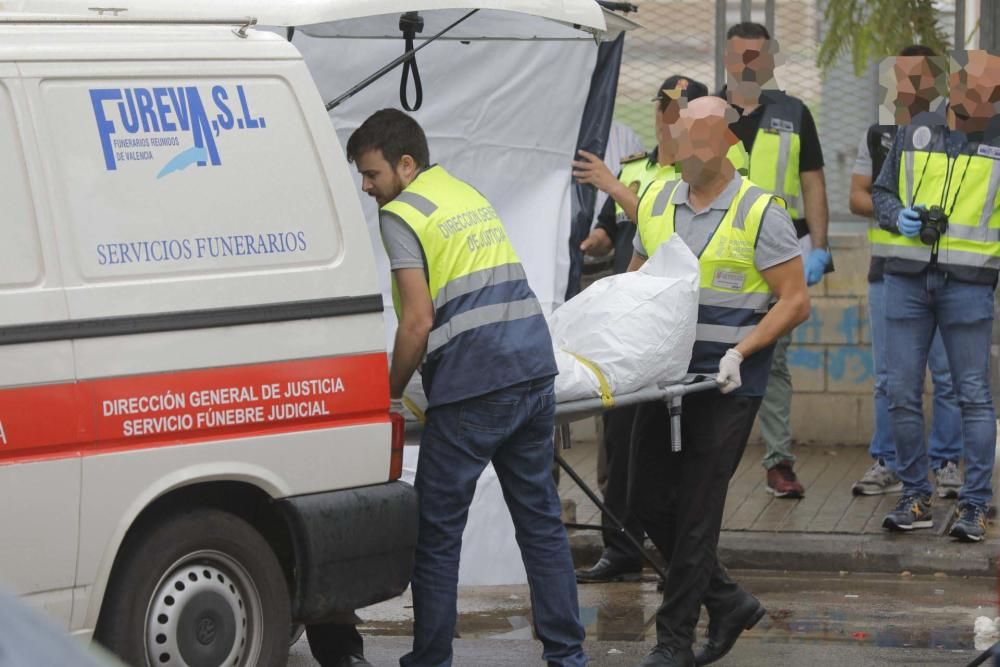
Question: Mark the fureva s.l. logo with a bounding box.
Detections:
[89,84,266,178]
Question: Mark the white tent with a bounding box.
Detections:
[290,2,632,585]
[288,2,636,332]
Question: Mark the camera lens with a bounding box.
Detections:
[919,225,940,245]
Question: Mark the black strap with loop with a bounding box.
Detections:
[399,12,425,111]
[325,10,478,112]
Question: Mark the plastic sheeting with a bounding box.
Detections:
[550,235,700,402]
[566,32,624,300]
[299,9,602,40]
[292,23,598,349]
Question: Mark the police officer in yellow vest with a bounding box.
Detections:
[629,97,810,666]
[723,22,832,499]
[871,49,1000,543]
[571,75,712,586]
[571,77,751,586]
[848,47,964,499]
[346,109,587,667]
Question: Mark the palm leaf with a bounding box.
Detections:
[818,0,950,76]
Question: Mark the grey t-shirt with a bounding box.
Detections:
[633,173,801,271]
[380,211,426,271]
[852,133,872,176]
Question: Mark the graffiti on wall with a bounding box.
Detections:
[788,303,874,385]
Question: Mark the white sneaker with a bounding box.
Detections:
[935,461,963,499]
[852,461,903,496]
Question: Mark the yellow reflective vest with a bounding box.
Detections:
[381,165,556,406]
[872,124,1000,284]
[746,92,807,219]
[615,144,750,221]
[636,175,783,395]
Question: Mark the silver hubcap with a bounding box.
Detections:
[145,551,263,667]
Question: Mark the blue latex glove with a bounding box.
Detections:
[896,208,922,238]
[804,248,831,287]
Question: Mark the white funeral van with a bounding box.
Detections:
[0,1,611,665]
[0,11,417,667]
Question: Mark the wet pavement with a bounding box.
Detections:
[288,570,997,665]
[560,440,999,576]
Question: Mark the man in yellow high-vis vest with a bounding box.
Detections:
[629,97,810,667]
[571,74,711,586]
[570,76,750,587]
[871,50,1000,543]
[345,109,587,667]
[848,47,964,499]
[723,22,832,499]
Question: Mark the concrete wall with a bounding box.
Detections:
[757,232,877,446]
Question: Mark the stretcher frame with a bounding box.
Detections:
[553,376,720,582]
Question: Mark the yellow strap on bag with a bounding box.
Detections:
[402,395,426,424]
[566,351,615,408]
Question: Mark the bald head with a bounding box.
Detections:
[671,96,740,185]
[683,96,738,121]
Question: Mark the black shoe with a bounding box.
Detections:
[332,654,372,667]
[576,556,643,583]
[694,592,766,666]
[637,644,695,666]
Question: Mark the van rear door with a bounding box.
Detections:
[0,65,79,628]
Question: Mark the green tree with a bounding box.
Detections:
[818,0,950,75]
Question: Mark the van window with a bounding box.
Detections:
[0,82,43,288]
[40,76,339,281]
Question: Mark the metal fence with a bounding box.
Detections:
[614,0,716,151]
[612,0,966,222]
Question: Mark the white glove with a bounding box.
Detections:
[717,348,744,394]
[390,397,404,414]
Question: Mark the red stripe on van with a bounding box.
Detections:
[0,353,389,464]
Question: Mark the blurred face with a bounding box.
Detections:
[355,149,414,208]
[891,56,945,121]
[949,51,1000,129]
[725,36,775,96]
[654,99,683,155]
[672,101,735,185]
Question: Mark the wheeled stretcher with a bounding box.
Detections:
[553,376,721,582]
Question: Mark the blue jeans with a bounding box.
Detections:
[401,378,587,667]
[884,270,996,509]
[868,279,963,470]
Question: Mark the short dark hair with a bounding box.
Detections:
[346,108,430,168]
[726,22,770,41]
[654,75,709,111]
[899,44,937,57]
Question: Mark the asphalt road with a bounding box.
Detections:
[290,635,987,666]
[288,569,998,666]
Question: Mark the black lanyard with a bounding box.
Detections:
[910,149,972,216]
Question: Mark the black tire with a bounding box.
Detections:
[95,508,291,667]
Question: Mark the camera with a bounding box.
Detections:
[917,205,949,246]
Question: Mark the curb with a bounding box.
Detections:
[569,530,998,577]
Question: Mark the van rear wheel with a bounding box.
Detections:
[96,509,290,667]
